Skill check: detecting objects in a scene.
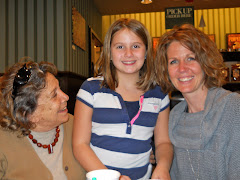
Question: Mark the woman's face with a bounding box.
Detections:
[110,28,146,78]
[167,41,206,97]
[30,72,69,131]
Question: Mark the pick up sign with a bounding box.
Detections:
[165,6,194,29]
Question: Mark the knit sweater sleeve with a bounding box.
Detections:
[226,93,240,179]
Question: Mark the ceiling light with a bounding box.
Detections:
[141,0,152,4]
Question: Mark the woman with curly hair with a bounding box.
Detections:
[0,60,85,180]
[155,24,240,180]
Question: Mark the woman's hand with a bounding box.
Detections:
[151,165,171,180]
[120,175,131,180]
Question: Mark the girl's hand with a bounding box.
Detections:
[120,175,131,180]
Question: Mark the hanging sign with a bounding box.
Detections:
[165,6,194,29]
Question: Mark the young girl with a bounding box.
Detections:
[73,18,173,180]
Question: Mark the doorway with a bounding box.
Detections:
[89,27,103,77]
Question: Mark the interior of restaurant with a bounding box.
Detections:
[0,0,239,113]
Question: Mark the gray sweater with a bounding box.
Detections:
[169,88,240,180]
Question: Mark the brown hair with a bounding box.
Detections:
[95,18,155,91]
[0,61,57,136]
[155,24,226,93]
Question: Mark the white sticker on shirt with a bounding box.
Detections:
[142,97,162,113]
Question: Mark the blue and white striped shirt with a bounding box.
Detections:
[76,77,170,179]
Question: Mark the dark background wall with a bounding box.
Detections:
[0,0,102,77]
[57,72,87,115]
[0,0,103,114]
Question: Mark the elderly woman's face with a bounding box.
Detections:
[30,72,69,131]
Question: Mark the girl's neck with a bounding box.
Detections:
[116,74,144,101]
[117,73,139,89]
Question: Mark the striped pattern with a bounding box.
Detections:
[102,7,240,50]
[76,77,169,179]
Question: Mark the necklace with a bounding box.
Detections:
[28,126,60,154]
[183,108,202,180]
[186,149,200,180]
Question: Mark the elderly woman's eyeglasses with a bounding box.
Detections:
[12,64,31,99]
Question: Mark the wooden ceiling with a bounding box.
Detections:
[93,0,240,15]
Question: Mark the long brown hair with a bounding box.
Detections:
[95,18,155,91]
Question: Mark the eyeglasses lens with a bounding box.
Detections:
[12,64,31,98]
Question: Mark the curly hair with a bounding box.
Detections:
[155,24,226,93]
[0,61,57,136]
[95,18,155,91]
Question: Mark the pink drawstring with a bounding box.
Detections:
[130,95,144,126]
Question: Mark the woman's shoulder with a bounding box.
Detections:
[170,100,186,114]
[214,88,240,105]
[223,90,240,115]
[212,88,240,125]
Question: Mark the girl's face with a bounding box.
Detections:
[167,41,206,97]
[110,28,146,78]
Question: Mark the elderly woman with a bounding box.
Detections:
[155,24,240,180]
[0,61,85,180]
